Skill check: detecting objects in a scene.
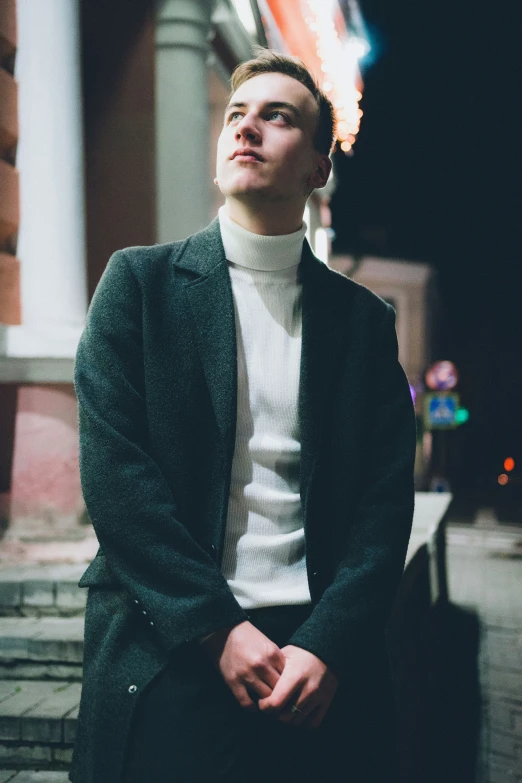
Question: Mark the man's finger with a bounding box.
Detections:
[308,702,329,728]
[277,692,315,726]
[257,673,301,713]
[232,683,257,711]
[257,664,283,692]
[245,677,272,701]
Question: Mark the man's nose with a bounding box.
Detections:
[235,114,261,143]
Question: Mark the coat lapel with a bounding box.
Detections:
[177,218,238,457]
[175,217,348,499]
[298,241,347,496]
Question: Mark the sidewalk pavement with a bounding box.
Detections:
[447,523,522,783]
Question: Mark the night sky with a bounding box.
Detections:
[330,0,520,491]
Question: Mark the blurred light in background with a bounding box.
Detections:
[498,473,509,486]
[455,407,469,424]
[230,0,258,36]
[303,0,368,153]
[504,457,515,472]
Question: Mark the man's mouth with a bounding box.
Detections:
[231,149,264,162]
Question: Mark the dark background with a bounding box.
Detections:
[331,0,521,492]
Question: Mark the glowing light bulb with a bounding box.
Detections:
[303,0,368,149]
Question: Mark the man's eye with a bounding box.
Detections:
[228,112,242,122]
[267,111,287,122]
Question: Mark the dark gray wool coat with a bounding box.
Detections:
[69,216,416,783]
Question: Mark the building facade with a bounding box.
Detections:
[331,253,438,488]
[0,0,354,559]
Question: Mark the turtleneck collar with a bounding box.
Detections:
[218,205,307,271]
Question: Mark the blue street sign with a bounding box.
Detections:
[424,392,460,430]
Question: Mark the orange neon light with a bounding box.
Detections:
[265,0,323,77]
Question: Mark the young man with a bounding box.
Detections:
[70,50,416,783]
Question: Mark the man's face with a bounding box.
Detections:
[216,72,329,205]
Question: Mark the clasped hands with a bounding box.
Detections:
[200,620,339,729]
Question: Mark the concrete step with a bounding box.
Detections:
[0,680,79,771]
[0,620,83,681]
[0,772,70,781]
[0,567,87,619]
[448,523,522,554]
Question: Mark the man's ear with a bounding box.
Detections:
[309,155,332,190]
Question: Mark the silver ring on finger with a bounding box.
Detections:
[290,704,303,716]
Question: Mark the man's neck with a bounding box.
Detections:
[224,199,305,236]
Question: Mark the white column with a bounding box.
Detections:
[155,0,215,242]
[14,0,87,343]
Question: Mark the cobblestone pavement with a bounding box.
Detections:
[447,524,522,783]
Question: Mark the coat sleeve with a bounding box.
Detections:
[74,249,248,655]
[287,303,417,679]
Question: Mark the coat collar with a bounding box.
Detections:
[175,216,350,503]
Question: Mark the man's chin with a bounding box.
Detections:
[222,183,273,201]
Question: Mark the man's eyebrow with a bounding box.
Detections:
[224,101,302,117]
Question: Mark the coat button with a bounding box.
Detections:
[149,621,154,626]
[128,684,137,694]
[134,599,139,604]
[142,609,147,615]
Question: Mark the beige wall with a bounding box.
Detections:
[330,255,434,386]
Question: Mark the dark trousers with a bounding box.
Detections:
[122,604,400,783]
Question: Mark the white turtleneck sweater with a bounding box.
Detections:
[217,206,312,610]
